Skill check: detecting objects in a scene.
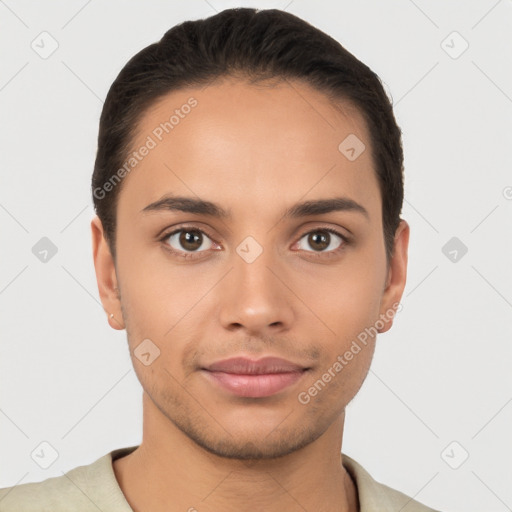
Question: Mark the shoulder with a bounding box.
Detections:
[0,446,137,512]
[342,454,442,512]
[0,465,94,512]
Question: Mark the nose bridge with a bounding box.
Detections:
[235,241,275,296]
[219,233,294,333]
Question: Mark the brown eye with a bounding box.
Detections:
[308,232,329,251]
[166,229,214,253]
[297,229,345,253]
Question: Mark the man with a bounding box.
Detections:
[0,7,441,511]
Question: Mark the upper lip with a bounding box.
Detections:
[203,356,307,374]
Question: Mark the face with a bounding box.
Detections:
[92,77,409,460]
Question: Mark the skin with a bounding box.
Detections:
[92,76,409,512]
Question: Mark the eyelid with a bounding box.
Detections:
[155,221,216,240]
[297,225,350,243]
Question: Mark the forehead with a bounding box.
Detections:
[120,77,381,222]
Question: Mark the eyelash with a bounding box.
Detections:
[159,225,350,261]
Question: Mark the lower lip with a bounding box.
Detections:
[202,370,306,398]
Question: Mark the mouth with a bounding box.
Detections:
[201,356,310,398]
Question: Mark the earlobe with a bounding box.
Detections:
[377,219,409,334]
[91,216,125,330]
[108,311,125,330]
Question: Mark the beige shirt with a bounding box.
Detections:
[0,445,440,511]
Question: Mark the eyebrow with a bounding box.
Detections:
[141,195,369,220]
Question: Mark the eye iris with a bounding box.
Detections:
[180,230,202,251]
[309,231,330,251]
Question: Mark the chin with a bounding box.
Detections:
[176,420,323,461]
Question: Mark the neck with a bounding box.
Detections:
[113,392,359,512]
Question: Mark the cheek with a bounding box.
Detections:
[298,289,378,412]
[115,228,200,330]
[300,247,384,388]
[304,257,384,340]
[115,246,217,375]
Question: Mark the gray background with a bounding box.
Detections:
[1,1,511,511]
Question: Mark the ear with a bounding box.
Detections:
[91,216,125,330]
[377,219,409,334]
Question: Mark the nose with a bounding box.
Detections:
[218,245,295,336]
